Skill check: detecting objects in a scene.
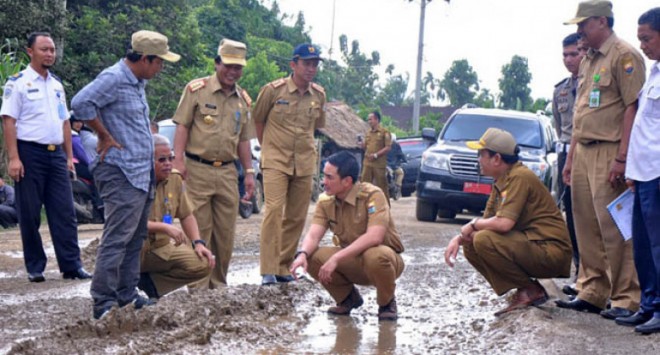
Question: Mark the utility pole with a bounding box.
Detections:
[411,0,428,135]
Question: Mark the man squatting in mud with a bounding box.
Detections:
[444,128,572,316]
[290,151,404,321]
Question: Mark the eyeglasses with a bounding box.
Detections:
[157,156,175,163]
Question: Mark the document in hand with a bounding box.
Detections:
[606,189,633,241]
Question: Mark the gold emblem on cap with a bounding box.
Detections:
[203,115,213,124]
[308,46,315,53]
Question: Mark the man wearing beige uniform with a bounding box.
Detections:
[254,44,326,285]
[172,39,255,287]
[557,0,644,319]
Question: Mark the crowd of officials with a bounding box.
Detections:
[0,0,658,333]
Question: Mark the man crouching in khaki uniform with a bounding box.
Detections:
[138,134,215,299]
[290,151,405,321]
[444,128,572,316]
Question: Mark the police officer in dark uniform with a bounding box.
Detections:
[552,33,585,295]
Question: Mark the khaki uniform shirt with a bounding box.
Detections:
[312,182,404,253]
[552,76,577,143]
[573,34,645,144]
[172,74,255,161]
[145,171,193,260]
[364,126,392,168]
[253,76,326,176]
[484,163,569,244]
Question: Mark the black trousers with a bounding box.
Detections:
[15,141,82,274]
[558,150,579,273]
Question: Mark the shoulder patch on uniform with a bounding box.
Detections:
[50,73,62,82]
[318,192,334,202]
[269,78,286,89]
[311,82,325,95]
[171,168,183,177]
[188,78,207,93]
[554,77,568,88]
[240,89,252,107]
[8,72,22,81]
[621,56,634,75]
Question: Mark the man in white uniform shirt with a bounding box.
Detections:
[616,7,660,335]
[0,32,90,283]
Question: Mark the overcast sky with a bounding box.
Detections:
[274,0,657,104]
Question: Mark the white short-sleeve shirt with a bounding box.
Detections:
[0,64,69,145]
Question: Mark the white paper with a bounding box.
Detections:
[606,189,634,241]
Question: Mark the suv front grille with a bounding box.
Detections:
[450,154,479,176]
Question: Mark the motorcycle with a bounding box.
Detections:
[71,170,104,224]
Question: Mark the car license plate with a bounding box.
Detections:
[463,182,491,195]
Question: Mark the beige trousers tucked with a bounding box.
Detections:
[185,159,238,288]
[571,142,639,310]
[361,165,389,200]
[463,230,572,296]
[394,167,404,187]
[141,243,210,296]
[308,245,404,306]
[260,168,312,276]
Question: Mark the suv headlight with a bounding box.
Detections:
[422,151,450,170]
[522,161,549,179]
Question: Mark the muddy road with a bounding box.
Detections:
[0,197,658,354]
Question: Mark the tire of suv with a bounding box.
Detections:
[252,178,264,214]
[416,198,438,222]
[436,209,457,219]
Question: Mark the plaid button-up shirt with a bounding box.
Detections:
[72,59,153,192]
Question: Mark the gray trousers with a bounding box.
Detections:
[90,163,153,311]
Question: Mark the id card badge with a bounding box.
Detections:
[589,88,600,108]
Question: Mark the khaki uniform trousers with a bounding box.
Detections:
[571,142,639,309]
[308,245,404,306]
[464,230,571,295]
[260,168,312,275]
[361,166,389,200]
[394,167,404,187]
[141,243,210,296]
[185,159,238,288]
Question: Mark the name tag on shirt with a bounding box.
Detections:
[26,88,43,100]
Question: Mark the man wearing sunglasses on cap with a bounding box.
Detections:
[138,134,215,299]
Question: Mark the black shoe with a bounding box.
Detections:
[275,275,295,283]
[600,307,634,320]
[562,285,578,296]
[262,274,277,285]
[93,305,113,320]
[62,267,92,280]
[616,311,653,327]
[28,272,45,283]
[635,317,660,334]
[555,298,602,314]
[328,286,364,315]
[378,297,398,321]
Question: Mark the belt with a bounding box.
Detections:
[18,140,60,151]
[185,152,234,167]
[582,140,616,146]
[556,142,571,153]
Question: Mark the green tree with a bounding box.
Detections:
[474,88,495,108]
[439,59,479,107]
[498,55,532,110]
[241,51,285,99]
[375,65,409,106]
[530,97,550,113]
[333,35,380,107]
[0,0,68,49]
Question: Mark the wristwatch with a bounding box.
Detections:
[470,218,480,231]
[245,168,255,174]
[192,239,206,248]
[294,250,309,259]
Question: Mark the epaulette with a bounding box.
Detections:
[317,192,334,203]
[8,72,22,81]
[357,183,376,200]
[269,78,286,89]
[188,78,207,93]
[171,168,183,177]
[554,77,569,88]
[240,89,252,107]
[50,73,62,83]
[311,82,325,95]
